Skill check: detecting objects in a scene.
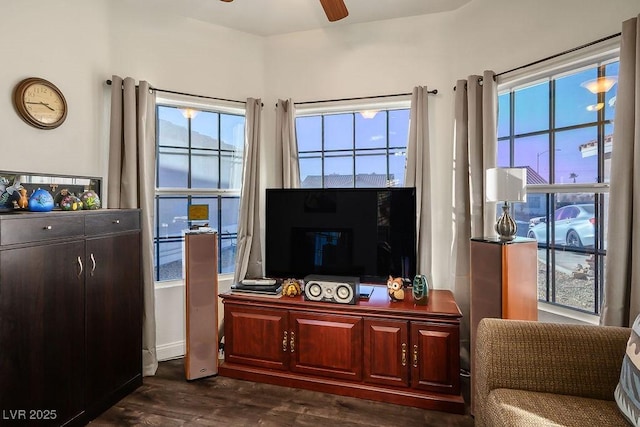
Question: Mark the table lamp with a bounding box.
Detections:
[485,167,527,241]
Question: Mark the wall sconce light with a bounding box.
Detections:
[586,103,604,112]
[486,167,527,241]
[580,76,618,94]
[360,110,378,119]
[180,108,199,119]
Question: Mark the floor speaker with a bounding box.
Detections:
[184,231,218,380]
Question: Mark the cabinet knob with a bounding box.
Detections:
[282,331,288,352]
[290,331,295,353]
[43,225,52,230]
[413,344,418,368]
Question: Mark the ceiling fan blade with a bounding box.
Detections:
[319,0,349,22]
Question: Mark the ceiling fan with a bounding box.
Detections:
[219,0,349,22]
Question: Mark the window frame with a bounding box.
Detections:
[295,97,412,189]
[497,44,619,317]
[154,93,246,284]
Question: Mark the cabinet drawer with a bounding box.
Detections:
[85,211,140,236]
[1,215,83,246]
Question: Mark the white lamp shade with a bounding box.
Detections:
[486,167,527,203]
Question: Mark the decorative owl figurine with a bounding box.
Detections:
[282,278,303,297]
[387,275,405,302]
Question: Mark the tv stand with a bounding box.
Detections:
[219,286,464,413]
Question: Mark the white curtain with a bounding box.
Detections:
[601,14,640,327]
[233,99,264,283]
[275,99,300,188]
[107,75,158,376]
[404,86,433,278]
[451,71,497,370]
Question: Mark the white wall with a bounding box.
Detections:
[2,0,638,361]
[262,0,638,289]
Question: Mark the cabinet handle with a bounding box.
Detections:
[112,219,120,224]
[43,225,52,230]
[290,331,295,353]
[413,344,418,368]
[282,331,288,352]
[77,256,83,278]
[401,343,407,366]
[90,253,96,276]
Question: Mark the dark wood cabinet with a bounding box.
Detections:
[220,288,464,414]
[0,210,142,426]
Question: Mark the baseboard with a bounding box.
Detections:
[157,340,185,361]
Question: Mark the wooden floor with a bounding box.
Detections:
[91,358,474,426]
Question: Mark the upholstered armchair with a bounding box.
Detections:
[474,318,631,426]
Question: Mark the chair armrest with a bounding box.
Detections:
[474,318,629,423]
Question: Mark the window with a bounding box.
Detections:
[296,107,410,188]
[154,98,245,282]
[498,55,617,315]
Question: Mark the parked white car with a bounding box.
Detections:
[527,204,595,248]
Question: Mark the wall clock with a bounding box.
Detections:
[13,77,67,129]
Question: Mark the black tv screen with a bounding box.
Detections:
[265,187,416,284]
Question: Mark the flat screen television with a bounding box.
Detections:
[265,187,416,284]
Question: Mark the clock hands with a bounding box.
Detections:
[26,101,55,111]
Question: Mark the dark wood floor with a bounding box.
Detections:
[90,358,474,426]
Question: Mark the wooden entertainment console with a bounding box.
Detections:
[219,287,464,413]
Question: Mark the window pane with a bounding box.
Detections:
[296,116,322,152]
[324,114,353,151]
[221,151,243,189]
[514,81,549,134]
[356,111,386,149]
[604,124,614,184]
[221,114,245,151]
[156,240,183,281]
[355,154,387,187]
[389,149,406,187]
[553,249,595,312]
[221,196,240,236]
[497,139,510,167]
[191,196,219,230]
[158,106,188,148]
[389,109,409,147]
[555,68,598,128]
[158,147,188,188]
[191,111,219,149]
[497,93,510,138]
[513,134,549,182]
[220,236,237,274]
[605,62,619,121]
[555,127,597,184]
[299,156,322,188]
[191,149,219,189]
[324,156,353,188]
[157,196,189,238]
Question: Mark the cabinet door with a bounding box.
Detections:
[224,304,289,370]
[290,311,363,381]
[364,318,409,387]
[410,322,460,395]
[85,232,142,406]
[0,241,85,425]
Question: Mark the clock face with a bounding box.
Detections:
[14,78,67,129]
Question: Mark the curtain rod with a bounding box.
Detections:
[105,79,248,105]
[453,31,621,90]
[496,32,621,77]
[294,89,438,106]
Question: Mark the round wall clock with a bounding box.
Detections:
[13,77,67,129]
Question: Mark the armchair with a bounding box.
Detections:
[474,318,631,426]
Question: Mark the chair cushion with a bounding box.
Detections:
[616,314,640,426]
[486,388,629,427]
